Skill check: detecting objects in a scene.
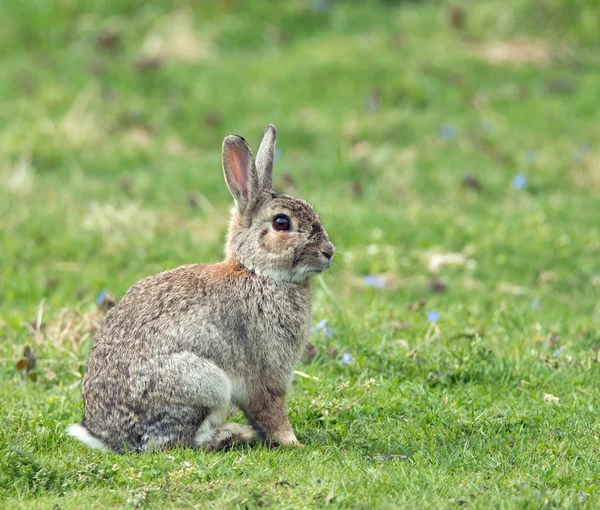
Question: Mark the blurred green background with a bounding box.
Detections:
[1,0,600,508]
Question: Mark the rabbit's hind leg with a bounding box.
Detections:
[194,411,258,451]
[207,422,257,450]
[193,406,229,449]
[132,352,233,451]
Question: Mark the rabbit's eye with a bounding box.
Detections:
[272,214,291,232]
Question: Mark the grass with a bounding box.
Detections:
[1,0,600,507]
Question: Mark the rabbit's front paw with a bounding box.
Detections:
[272,432,304,448]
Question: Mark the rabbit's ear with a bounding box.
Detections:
[255,124,276,191]
[222,135,259,213]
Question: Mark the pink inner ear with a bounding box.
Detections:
[227,150,248,198]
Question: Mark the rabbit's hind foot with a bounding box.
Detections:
[210,422,257,450]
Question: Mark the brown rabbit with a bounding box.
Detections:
[68,125,335,452]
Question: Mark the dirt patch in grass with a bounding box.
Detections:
[4,155,34,195]
[572,154,600,192]
[139,11,212,65]
[82,202,158,248]
[30,307,103,352]
[471,38,553,66]
[59,90,106,147]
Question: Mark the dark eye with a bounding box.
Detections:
[272,214,291,232]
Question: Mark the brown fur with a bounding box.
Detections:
[246,386,295,446]
[69,125,334,452]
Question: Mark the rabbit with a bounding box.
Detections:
[68,124,335,452]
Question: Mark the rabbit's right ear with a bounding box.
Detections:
[255,124,276,191]
[222,135,259,213]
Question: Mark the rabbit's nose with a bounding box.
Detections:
[319,243,335,261]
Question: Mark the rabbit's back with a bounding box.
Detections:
[91,263,244,360]
[89,262,310,366]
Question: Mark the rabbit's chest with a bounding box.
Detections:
[247,286,310,340]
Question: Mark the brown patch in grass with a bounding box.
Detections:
[126,127,154,148]
[23,305,104,383]
[497,282,530,296]
[185,213,230,245]
[60,90,105,147]
[29,307,103,352]
[572,154,600,191]
[5,155,34,194]
[139,11,212,65]
[472,38,553,66]
[349,141,373,162]
[164,135,198,157]
[82,202,158,249]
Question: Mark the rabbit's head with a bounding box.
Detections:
[222,125,335,283]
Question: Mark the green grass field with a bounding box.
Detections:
[1,0,600,508]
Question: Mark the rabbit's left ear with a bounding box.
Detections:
[222,135,259,213]
[255,124,276,191]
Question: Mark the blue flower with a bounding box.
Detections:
[512,173,527,190]
[311,319,333,338]
[96,290,109,306]
[315,319,328,330]
[427,311,440,322]
[531,299,540,309]
[553,347,564,357]
[439,124,457,140]
[274,148,282,162]
[364,275,386,289]
[341,353,352,364]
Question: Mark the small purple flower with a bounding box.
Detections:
[427,311,440,322]
[96,290,110,306]
[341,353,352,364]
[512,173,527,190]
[439,124,457,140]
[274,148,282,162]
[553,347,564,357]
[364,275,386,289]
[524,150,536,163]
[531,299,540,309]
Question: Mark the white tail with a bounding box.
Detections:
[67,424,107,451]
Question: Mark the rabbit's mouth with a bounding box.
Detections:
[293,258,333,279]
[307,255,334,274]
[287,242,335,278]
[316,259,334,271]
[297,267,326,280]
